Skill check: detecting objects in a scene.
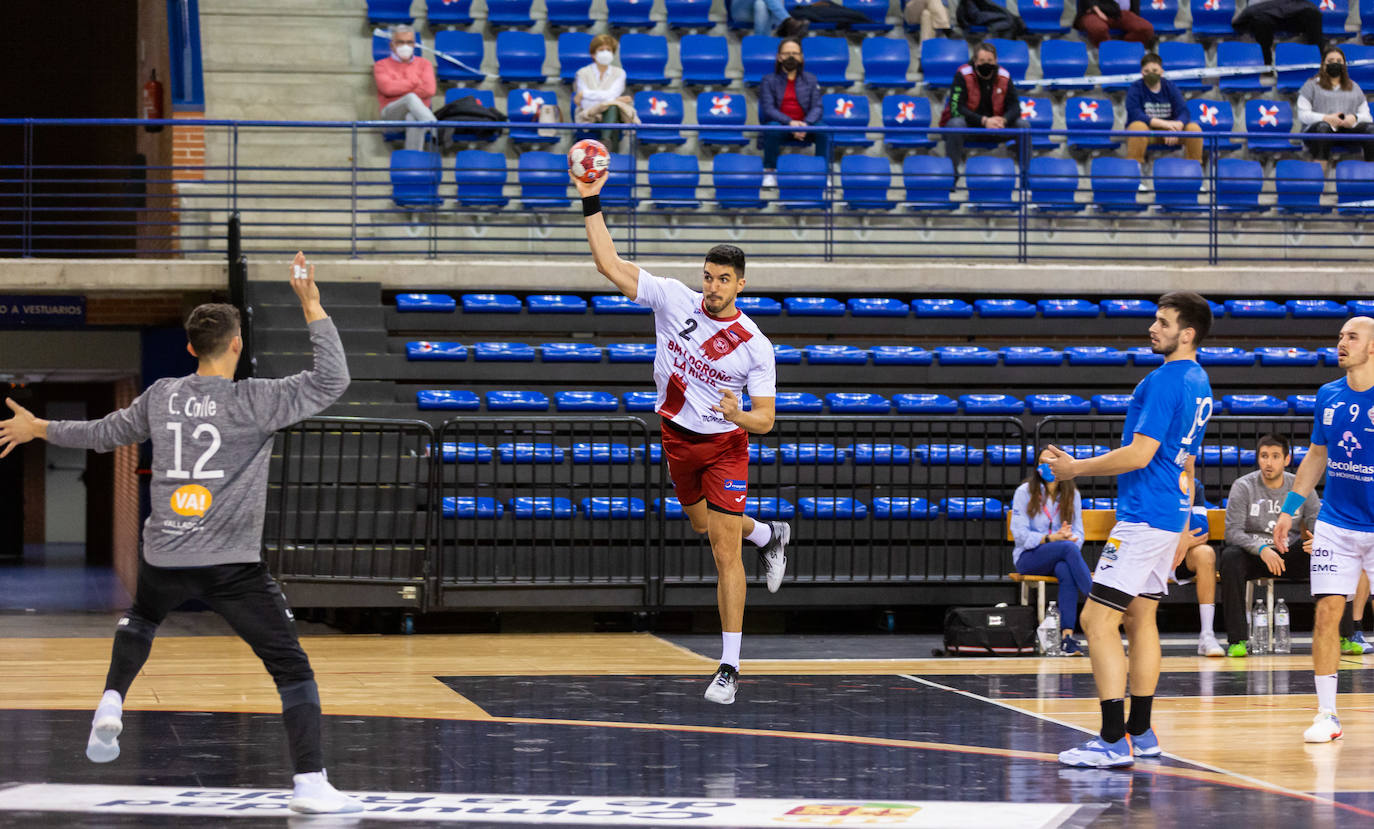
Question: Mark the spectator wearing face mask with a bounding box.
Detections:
[1299,46,1374,170]
[1124,53,1203,170]
[939,41,1022,170]
[575,35,638,151]
[372,24,438,152]
[758,38,830,189]
[1010,448,1090,656]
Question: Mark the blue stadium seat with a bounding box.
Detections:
[1039,298,1100,317]
[1199,346,1255,365]
[1243,100,1294,153]
[1098,41,1145,91]
[881,96,935,148]
[1292,446,1310,466]
[407,341,467,361]
[738,296,783,315]
[1320,0,1352,36]
[800,497,868,519]
[1365,0,1374,40]
[920,39,967,88]
[848,297,908,316]
[572,443,633,464]
[1289,394,1317,414]
[648,153,700,208]
[847,444,912,465]
[775,392,824,412]
[1028,393,1092,414]
[781,443,850,464]
[941,497,1002,519]
[844,0,894,29]
[623,391,658,410]
[902,155,955,209]
[369,0,414,23]
[542,342,603,362]
[546,0,592,25]
[396,293,456,312]
[463,293,521,312]
[871,345,933,364]
[1288,299,1347,317]
[1199,445,1251,466]
[429,35,481,80]
[965,156,1017,211]
[1066,346,1129,365]
[912,298,972,317]
[1348,43,1374,88]
[1093,393,1134,413]
[608,342,655,361]
[823,94,874,148]
[1154,157,1205,211]
[960,393,1025,413]
[987,444,1034,465]
[894,393,959,413]
[1275,160,1329,214]
[634,91,686,144]
[1102,298,1156,316]
[488,391,551,411]
[600,153,638,208]
[622,35,669,84]
[1039,39,1092,90]
[526,294,586,314]
[1256,346,1319,366]
[773,344,802,363]
[1091,157,1143,211]
[445,90,499,143]
[1001,345,1063,365]
[1225,298,1285,317]
[863,39,912,88]
[986,39,1030,83]
[437,443,492,464]
[806,344,869,364]
[592,295,652,314]
[874,497,941,519]
[713,153,765,208]
[557,33,594,81]
[680,36,728,86]
[656,497,686,519]
[804,37,852,86]
[775,155,827,209]
[1028,156,1082,211]
[1191,0,1236,36]
[508,89,560,144]
[1274,44,1319,93]
[1140,0,1183,33]
[666,0,714,27]
[390,150,442,208]
[418,389,481,410]
[841,155,895,210]
[1351,299,1374,315]
[496,31,545,82]
[1336,161,1374,215]
[1022,0,1069,33]
[1062,444,1109,458]
[916,443,985,464]
[1158,42,1210,92]
[975,298,1036,317]
[473,341,535,361]
[1018,97,1060,150]
[825,392,891,413]
[607,0,655,27]
[1128,346,1164,365]
[937,345,999,364]
[1216,42,1265,92]
[1087,497,1118,509]
[517,151,571,209]
[741,36,781,85]
[1188,99,1242,152]
[556,391,619,411]
[443,497,504,519]
[1224,394,1287,414]
[454,150,508,207]
[1319,345,1340,364]
[1067,97,1120,149]
[509,497,574,518]
[788,297,846,315]
[487,0,534,26]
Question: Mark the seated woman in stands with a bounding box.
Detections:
[1011,448,1090,655]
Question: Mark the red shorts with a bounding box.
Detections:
[661,420,750,515]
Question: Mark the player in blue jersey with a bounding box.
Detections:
[1046,292,1214,768]
[1274,316,1374,743]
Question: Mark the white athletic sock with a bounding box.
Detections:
[1199,604,1215,635]
[1315,673,1338,714]
[744,520,772,548]
[96,689,123,719]
[721,631,742,669]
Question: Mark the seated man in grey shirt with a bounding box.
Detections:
[1218,434,1319,657]
[0,253,361,815]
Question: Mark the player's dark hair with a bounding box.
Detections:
[705,244,745,278]
[1158,291,1212,345]
[1257,433,1291,457]
[1026,457,1077,527]
[185,303,241,359]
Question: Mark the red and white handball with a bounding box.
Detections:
[568,139,610,184]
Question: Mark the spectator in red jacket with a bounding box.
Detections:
[373,25,437,152]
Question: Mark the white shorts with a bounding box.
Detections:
[1090,521,1180,610]
[1309,519,1374,599]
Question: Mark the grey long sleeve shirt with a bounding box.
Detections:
[1224,469,1320,556]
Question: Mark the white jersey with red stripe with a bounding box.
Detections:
[632,268,776,435]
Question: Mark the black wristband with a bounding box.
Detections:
[582,194,601,217]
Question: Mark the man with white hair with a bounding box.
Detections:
[373,24,437,151]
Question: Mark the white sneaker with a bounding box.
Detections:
[761,173,778,189]
[1198,632,1224,657]
[85,691,123,763]
[289,770,364,814]
[758,521,789,593]
[1304,710,1343,743]
[704,663,739,705]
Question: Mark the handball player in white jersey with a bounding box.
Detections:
[573,166,790,705]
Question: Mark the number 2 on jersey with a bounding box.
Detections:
[165,422,224,480]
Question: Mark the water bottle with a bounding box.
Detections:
[1274,599,1291,654]
[1252,599,1270,654]
[1045,601,1062,654]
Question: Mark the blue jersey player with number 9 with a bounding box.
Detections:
[1044,292,1214,768]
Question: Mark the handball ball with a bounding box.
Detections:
[568,139,610,184]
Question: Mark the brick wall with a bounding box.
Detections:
[86,293,189,327]
[111,377,140,594]
[171,112,206,182]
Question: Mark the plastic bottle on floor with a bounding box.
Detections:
[1252,599,1270,654]
[1043,601,1061,655]
[1274,599,1290,654]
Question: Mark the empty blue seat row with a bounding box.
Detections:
[435,441,664,463]
[443,496,647,519]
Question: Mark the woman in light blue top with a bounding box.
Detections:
[1012,447,1091,655]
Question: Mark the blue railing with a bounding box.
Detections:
[2,117,1372,263]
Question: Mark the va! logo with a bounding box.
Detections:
[171,484,212,517]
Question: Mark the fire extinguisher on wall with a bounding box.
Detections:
[142,70,164,133]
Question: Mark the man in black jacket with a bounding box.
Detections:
[939,42,1022,170]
